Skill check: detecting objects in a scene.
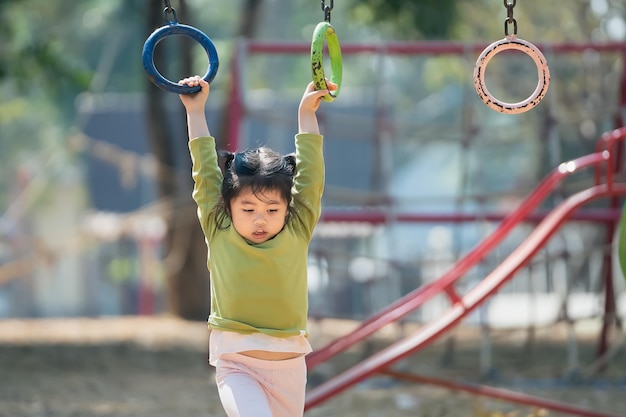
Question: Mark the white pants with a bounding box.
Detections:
[215,353,307,417]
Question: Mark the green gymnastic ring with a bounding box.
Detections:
[310,21,343,103]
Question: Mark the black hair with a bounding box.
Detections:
[216,147,297,228]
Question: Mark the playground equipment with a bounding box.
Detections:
[303,127,626,417]
[473,0,550,114]
[228,38,626,416]
[310,0,343,102]
[142,0,219,94]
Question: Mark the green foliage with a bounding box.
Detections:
[0,0,102,212]
[1,1,94,94]
[348,0,459,39]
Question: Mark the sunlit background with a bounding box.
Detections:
[1,1,626,415]
[2,0,624,320]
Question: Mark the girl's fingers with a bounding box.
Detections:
[179,75,203,86]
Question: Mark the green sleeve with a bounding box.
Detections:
[292,133,325,240]
[189,136,223,238]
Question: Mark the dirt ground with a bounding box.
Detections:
[0,316,625,417]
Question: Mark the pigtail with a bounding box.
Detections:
[283,153,297,177]
[218,150,235,175]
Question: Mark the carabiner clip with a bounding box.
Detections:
[321,0,334,23]
[163,0,178,24]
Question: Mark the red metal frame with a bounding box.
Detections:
[382,370,623,417]
[306,152,612,369]
[245,40,626,56]
[305,130,626,416]
[320,207,622,224]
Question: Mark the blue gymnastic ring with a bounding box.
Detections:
[142,22,219,94]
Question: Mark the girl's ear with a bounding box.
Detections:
[284,153,296,175]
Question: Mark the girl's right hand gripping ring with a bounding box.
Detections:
[473,35,550,114]
[142,22,219,95]
[311,21,343,103]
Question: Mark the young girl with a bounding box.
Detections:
[179,75,334,417]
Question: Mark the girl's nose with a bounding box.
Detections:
[254,214,266,225]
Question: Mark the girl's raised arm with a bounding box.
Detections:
[179,76,211,140]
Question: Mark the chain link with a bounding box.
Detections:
[503,0,517,36]
[321,0,334,23]
[163,0,178,24]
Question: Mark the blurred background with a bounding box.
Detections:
[1,0,624,325]
[2,0,626,415]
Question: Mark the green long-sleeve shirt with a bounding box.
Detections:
[189,134,324,338]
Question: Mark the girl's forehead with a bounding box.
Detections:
[235,187,285,204]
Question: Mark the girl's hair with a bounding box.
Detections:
[216,147,297,227]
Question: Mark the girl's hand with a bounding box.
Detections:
[298,80,337,134]
[179,76,210,113]
[299,80,338,113]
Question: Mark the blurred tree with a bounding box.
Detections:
[0,0,92,101]
[144,0,210,321]
[0,0,95,210]
[347,0,459,39]
[144,0,266,321]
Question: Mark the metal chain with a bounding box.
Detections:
[321,0,334,23]
[163,0,178,24]
[503,0,517,36]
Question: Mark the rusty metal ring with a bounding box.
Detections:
[473,36,550,114]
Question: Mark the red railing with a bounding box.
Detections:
[307,153,611,370]
[304,128,626,416]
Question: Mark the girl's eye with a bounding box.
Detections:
[243,209,254,213]
[268,209,279,213]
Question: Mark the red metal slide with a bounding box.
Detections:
[305,128,626,416]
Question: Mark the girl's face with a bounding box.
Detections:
[230,187,288,244]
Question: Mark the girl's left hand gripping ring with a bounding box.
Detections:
[142,23,219,94]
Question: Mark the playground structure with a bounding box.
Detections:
[228,39,626,416]
[301,127,626,417]
[143,0,219,94]
[2,17,625,415]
